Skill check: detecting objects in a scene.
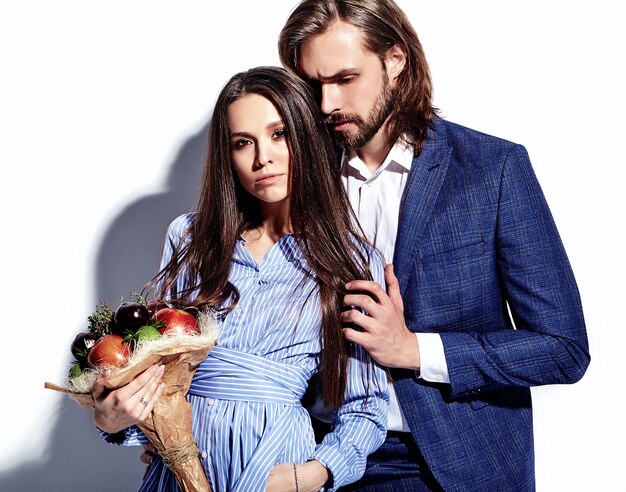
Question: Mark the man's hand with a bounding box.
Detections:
[266,461,329,492]
[341,264,420,370]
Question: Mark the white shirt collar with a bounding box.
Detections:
[341,138,414,181]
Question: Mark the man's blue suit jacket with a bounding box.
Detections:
[390,118,590,491]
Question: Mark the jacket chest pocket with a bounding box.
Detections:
[419,238,487,270]
[408,238,495,331]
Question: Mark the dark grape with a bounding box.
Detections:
[113,302,150,332]
[71,331,98,361]
[146,299,168,318]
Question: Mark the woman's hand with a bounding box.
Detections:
[141,442,158,478]
[266,461,330,492]
[141,442,158,466]
[92,364,165,433]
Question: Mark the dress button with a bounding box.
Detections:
[207,398,215,406]
[434,374,444,382]
[201,451,208,459]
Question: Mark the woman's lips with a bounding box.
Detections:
[256,173,283,185]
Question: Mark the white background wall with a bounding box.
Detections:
[1,1,623,490]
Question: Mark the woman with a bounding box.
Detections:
[93,66,388,491]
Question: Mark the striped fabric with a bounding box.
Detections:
[118,213,389,491]
[189,346,309,405]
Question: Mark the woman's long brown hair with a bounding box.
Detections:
[152,66,375,409]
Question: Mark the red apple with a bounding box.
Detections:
[87,334,130,368]
[154,308,200,336]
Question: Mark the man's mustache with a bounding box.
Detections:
[324,112,362,126]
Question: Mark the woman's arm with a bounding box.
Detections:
[309,251,389,490]
[265,352,388,492]
[306,345,388,490]
[266,462,329,492]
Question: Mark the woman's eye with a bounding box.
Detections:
[273,129,287,139]
[232,138,251,149]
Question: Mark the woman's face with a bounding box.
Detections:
[228,94,291,208]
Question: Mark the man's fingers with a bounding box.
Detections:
[384,264,404,308]
[385,265,404,311]
[343,292,379,315]
[340,308,375,332]
[344,279,386,301]
[342,327,370,348]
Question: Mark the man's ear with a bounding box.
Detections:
[384,44,407,81]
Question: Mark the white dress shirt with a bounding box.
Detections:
[341,140,450,432]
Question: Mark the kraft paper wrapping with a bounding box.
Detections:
[46,332,217,492]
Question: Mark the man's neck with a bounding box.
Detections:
[355,126,393,173]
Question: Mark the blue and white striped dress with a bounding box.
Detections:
[116,213,388,491]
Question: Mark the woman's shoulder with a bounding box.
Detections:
[166,213,197,239]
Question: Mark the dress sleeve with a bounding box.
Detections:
[308,249,389,490]
[159,213,195,300]
[99,425,149,446]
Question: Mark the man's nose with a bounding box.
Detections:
[320,84,340,116]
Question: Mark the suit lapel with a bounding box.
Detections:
[393,122,452,293]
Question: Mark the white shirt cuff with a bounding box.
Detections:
[415,332,450,384]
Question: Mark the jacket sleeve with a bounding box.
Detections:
[441,145,590,399]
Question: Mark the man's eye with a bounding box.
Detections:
[338,76,354,85]
[306,79,321,94]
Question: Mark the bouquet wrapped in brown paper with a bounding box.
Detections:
[45,297,219,492]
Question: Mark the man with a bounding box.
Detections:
[278,1,590,490]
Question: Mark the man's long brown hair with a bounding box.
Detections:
[153,67,375,409]
[278,0,437,155]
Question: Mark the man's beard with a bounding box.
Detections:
[324,72,395,151]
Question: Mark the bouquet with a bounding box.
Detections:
[45,293,218,492]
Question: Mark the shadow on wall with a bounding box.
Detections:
[0,122,209,491]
